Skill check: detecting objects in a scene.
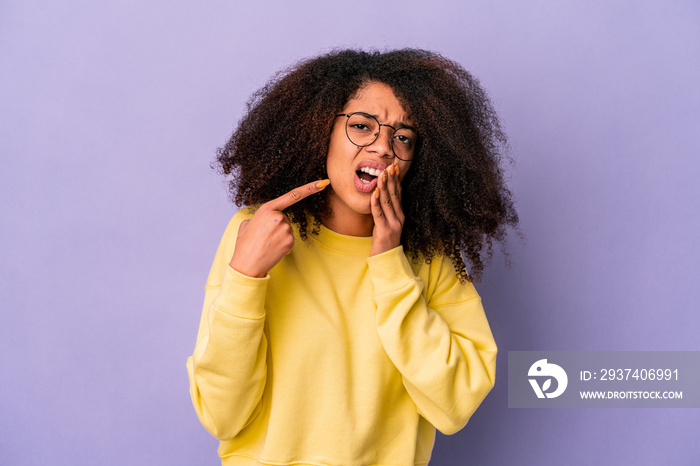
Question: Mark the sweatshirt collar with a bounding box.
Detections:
[309,221,374,256]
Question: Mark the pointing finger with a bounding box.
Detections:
[265,179,330,211]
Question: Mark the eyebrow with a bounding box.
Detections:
[363,112,416,131]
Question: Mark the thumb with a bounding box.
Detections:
[238,219,250,234]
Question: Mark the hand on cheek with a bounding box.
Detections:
[370,164,405,256]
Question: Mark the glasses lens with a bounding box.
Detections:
[346,113,379,147]
[393,128,417,160]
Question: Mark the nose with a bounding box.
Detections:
[366,125,395,159]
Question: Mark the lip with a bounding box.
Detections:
[355,160,388,172]
[353,160,387,193]
[354,172,378,193]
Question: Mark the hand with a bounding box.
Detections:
[370,164,404,256]
[230,179,330,277]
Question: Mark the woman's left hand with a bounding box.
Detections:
[370,164,405,256]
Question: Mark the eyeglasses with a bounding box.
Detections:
[335,112,419,161]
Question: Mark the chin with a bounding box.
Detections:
[326,188,370,217]
[337,203,371,217]
[344,197,374,217]
[350,195,373,215]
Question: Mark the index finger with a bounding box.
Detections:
[265,179,330,211]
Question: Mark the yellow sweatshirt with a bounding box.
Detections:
[186,208,497,466]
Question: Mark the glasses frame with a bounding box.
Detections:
[335,112,419,161]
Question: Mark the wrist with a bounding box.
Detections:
[229,256,267,278]
[370,239,401,257]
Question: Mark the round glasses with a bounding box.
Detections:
[335,112,418,161]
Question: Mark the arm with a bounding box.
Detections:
[186,210,269,440]
[368,247,497,435]
[186,180,330,440]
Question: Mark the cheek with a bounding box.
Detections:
[324,147,338,177]
[325,147,342,178]
[326,133,358,177]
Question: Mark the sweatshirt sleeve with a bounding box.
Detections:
[367,246,497,435]
[186,209,269,440]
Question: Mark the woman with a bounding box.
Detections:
[187,49,518,466]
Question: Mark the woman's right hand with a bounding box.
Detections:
[229,179,330,278]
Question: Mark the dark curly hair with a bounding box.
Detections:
[215,49,518,282]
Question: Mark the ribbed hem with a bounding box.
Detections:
[366,246,416,296]
[215,265,270,319]
[221,455,429,466]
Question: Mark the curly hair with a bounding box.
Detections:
[215,49,518,282]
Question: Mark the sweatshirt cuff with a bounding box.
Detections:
[216,264,270,319]
[367,246,417,296]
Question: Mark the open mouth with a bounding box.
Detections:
[357,166,380,184]
[354,166,381,193]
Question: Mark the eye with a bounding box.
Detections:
[346,113,378,135]
[394,134,414,146]
[350,123,371,132]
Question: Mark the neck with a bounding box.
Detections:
[321,206,374,237]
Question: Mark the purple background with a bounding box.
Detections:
[2,1,699,465]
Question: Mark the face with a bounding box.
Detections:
[325,82,414,219]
